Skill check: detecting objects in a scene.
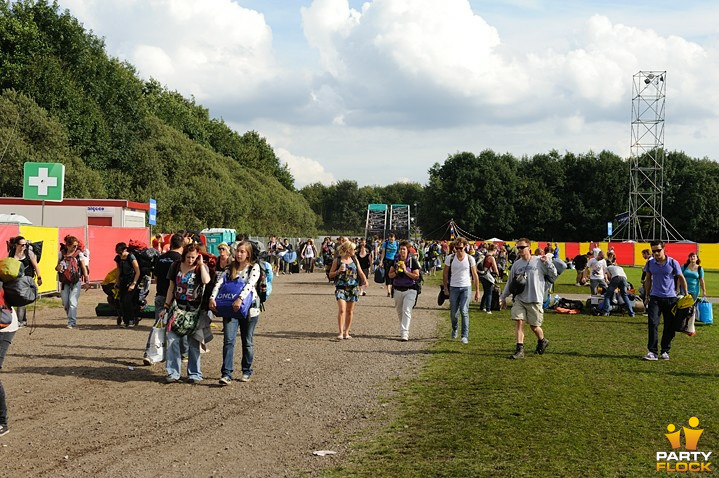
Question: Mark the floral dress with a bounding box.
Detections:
[334,260,360,302]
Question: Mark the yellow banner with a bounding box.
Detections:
[19,225,60,294]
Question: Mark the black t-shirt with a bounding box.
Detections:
[573,254,588,270]
[155,251,182,297]
[115,253,137,286]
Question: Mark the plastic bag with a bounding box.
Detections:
[145,321,166,363]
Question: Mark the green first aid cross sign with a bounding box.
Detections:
[23,162,65,202]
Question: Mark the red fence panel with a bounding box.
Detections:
[564,242,580,260]
[664,243,697,264]
[610,242,635,266]
[0,225,20,253]
[87,227,149,281]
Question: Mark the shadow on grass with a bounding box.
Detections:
[633,369,719,379]
[549,351,641,360]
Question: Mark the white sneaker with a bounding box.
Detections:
[642,352,658,361]
[460,337,468,344]
[486,310,492,315]
[660,352,670,361]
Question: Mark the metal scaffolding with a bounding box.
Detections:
[621,70,684,242]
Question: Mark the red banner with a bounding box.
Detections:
[87,227,149,281]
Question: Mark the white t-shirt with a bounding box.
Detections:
[607,265,626,279]
[445,253,476,288]
[588,258,607,280]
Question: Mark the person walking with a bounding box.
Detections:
[601,252,635,317]
[442,237,480,344]
[479,243,500,314]
[642,241,687,361]
[388,241,421,341]
[55,235,89,329]
[143,233,185,365]
[210,242,262,384]
[379,233,399,297]
[681,253,707,301]
[301,239,317,273]
[114,242,141,328]
[8,236,42,327]
[500,237,557,359]
[328,240,368,340]
[161,244,210,383]
[356,238,373,295]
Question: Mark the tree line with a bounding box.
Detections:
[302,149,719,243]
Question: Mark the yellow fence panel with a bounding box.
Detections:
[633,243,651,267]
[19,225,59,294]
[698,244,719,270]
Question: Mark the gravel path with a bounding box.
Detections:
[1,272,443,477]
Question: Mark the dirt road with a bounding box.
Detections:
[1,272,443,477]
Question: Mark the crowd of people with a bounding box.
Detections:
[0,230,710,439]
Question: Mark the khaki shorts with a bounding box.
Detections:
[511,299,544,327]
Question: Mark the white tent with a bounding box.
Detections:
[485,237,504,242]
[0,213,32,225]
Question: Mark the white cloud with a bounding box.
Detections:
[62,0,278,102]
[275,148,336,187]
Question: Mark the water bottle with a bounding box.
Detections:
[553,294,559,306]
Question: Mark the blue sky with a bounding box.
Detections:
[59,0,719,187]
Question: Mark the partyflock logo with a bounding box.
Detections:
[656,417,712,472]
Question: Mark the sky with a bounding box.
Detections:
[58,0,719,188]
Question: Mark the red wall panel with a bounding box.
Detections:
[0,225,20,254]
[87,227,149,281]
[610,242,635,266]
[664,243,697,264]
[564,242,580,259]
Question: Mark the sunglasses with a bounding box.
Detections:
[517,245,529,250]
[652,248,663,253]
[18,243,27,246]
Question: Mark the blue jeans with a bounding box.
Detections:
[222,315,259,379]
[166,329,201,381]
[61,281,82,326]
[449,286,471,338]
[602,277,634,316]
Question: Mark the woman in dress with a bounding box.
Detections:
[328,241,368,340]
[682,253,707,300]
[210,242,261,385]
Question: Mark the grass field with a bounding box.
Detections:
[325,274,718,478]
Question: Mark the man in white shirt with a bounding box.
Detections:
[442,237,480,344]
[601,252,635,317]
[587,250,608,295]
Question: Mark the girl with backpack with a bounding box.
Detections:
[114,242,141,328]
[9,236,42,327]
[388,241,421,341]
[161,244,210,384]
[55,236,88,329]
[328,240,368,340]
[209,242,261,385]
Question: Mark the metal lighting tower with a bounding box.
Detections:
[626,70,684,242]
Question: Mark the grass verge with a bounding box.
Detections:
[325,277,718,477]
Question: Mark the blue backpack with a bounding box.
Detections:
[215,274,254,319]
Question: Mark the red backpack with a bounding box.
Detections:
[59,252,82,284]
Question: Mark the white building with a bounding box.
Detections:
[0,198,149,227]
